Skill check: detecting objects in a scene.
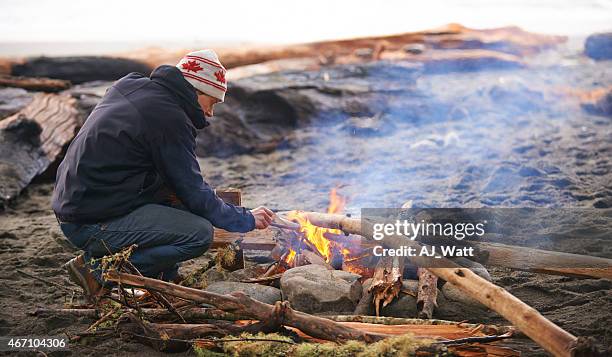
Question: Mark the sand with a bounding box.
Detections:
[1,46,611,355]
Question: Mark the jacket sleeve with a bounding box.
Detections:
[149,122,255,233]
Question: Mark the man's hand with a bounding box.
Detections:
[250,206,275,229]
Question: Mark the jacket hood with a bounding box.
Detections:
[150,65,209,129]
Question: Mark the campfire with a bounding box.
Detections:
[266,189,375,279]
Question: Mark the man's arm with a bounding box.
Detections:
[149,122,255,232]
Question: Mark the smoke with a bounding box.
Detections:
[289,48,609,214]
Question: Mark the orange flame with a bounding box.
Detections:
[285,188,347,262]
[285,249,296,265]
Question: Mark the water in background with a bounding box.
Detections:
[1,0,611,56]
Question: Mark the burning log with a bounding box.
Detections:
[416,268,438,319]
[303,216,612,280]
[0,93,80,207]
[299,212,582,357]
[296,250,334,269]
[105,271,388,343]
[370,256,405,316]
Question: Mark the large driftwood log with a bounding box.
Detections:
[474,241,612,280]
[105,271,388,343]
[302,212,580,357]
[0,93,79,206]
[0,75,71,92]
[370,256,405,316]
[417,268,438,319]
[304,212,612,280]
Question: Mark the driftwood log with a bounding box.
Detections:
[31,307,244,322]
[105,271,388,343]
[370,256,405,316]
[474,241,612,280]
[117,312,273,352]
[0,93,79,206]
[301,212,581,357]
[0,75,71,92]
[417,268,438,319]
[301,213,612,280]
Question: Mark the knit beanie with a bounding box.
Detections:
[176,50,227,102]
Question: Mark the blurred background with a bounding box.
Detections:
[1,0,612,56]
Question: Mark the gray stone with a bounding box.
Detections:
[380,280,419,318]
[230,264,269,281]
[435,283,491,322]
[377,278,491,322]
[454,257,492,281]
[205,281,282,305]
[403,43,426,54]
[584,32,612,60]
[280,264,362,314]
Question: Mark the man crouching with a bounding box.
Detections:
[51,50,274,302]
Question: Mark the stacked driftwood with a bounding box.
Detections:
[30,243,523,356]
[296,212,612,357]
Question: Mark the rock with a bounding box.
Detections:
[230,264,269,281]
[435,283,491,322]
[0,88,34,119]
[380,280,419,318]
[204,281,281,305]
[341,114,396,137]
[280,264,362,314]
[379,273,491,320]
[419,50,524,74]
[584,33,612,60]
[197,61,449,157]
[453,257,492,282]
[403,43,426,54]
[12,56,152,84]
[582,89,612,118]
[62,81,112,124]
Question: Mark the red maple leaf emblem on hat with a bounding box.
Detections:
[214,70,226,84]
[181,60,202,73]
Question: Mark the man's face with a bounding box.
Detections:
[197,91,221,118]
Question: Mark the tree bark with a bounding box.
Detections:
[300,212,580,357]
[105,271,388,343]
[369,256,405,316]
[417,268,438,319]
[0,93,80,206]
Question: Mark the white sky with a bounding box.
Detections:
[1,0,611,44]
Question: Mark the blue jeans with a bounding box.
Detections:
[58,204,213,284]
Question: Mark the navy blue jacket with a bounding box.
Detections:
[52,65,255,232]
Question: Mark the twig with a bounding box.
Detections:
[239,273,283,283]
[270,222,300,231]
[86,306,120,332]
[17,269,79,293]
[437,332,514,345]
[123,259,186,323]
[124,331,296,345]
